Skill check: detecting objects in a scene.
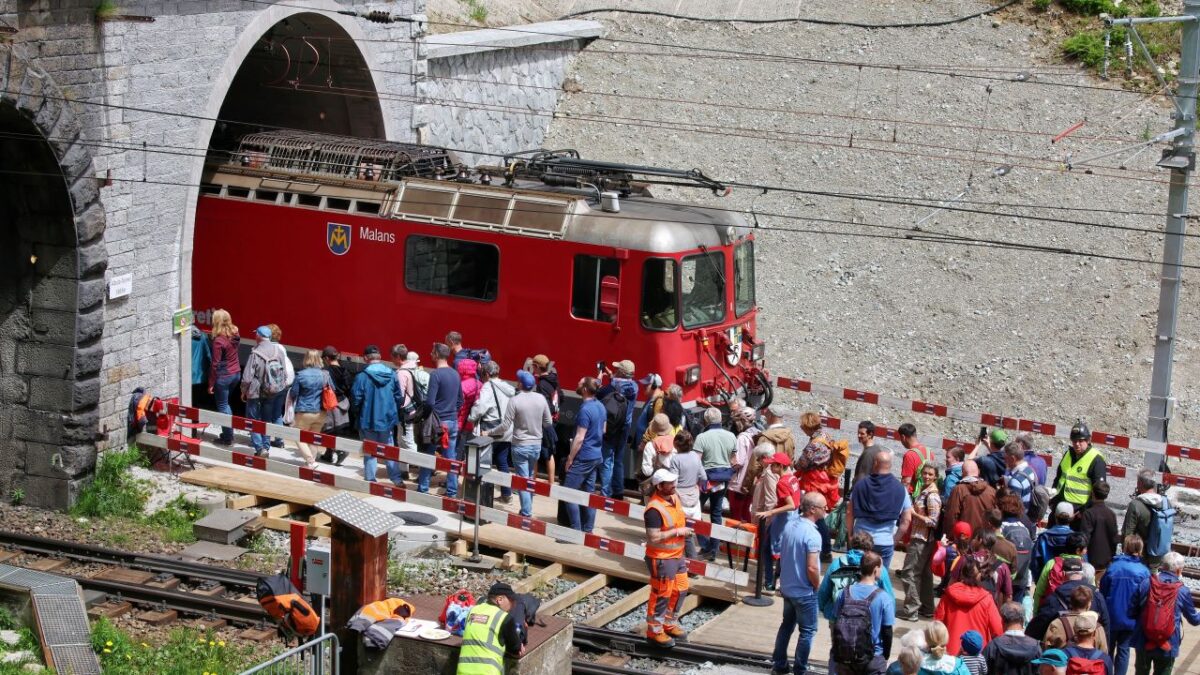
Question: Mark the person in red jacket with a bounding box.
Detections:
[935,556,1003,656]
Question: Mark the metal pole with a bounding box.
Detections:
[742,515,774,607]
[1108,6,1200,468]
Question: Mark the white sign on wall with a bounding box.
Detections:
[108,273,133,300]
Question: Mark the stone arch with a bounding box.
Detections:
[175,1,392,401]
[0,45,107,510]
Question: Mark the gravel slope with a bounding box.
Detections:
[538,0,1200,470]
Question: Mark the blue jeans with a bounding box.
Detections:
[492,441,512,499]
[873,543,895,570]
[773,593,818,675]
[418,420,459,496]
[1112,629,1134,675]
[599,440,617,498]
[268,391,286,444]
[512,444,540,516]
[361,429,404,484]
[245,398,270,452]
[609,432,628,498]
[564,455,601,532]
[699,487,726,554]
[213,373,240,443]
[766,514,788,588]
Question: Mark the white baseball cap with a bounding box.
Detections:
[651,469,679,485]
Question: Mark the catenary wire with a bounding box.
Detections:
[556,1,1022,29]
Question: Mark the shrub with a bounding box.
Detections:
[1062,31,1109,69]
[1032,0,1052,10]
[91,618,264,675]
[71,448,150,519]
[145,495,202,543]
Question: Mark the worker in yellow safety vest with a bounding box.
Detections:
[644,468,691,648]
[456,582,524,675]
[1053,422,1107,511]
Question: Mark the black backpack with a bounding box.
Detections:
[832,586,881,672]
[600,390,628,444]
[1000,521,1034,584]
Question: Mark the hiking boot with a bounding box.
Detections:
[664,624,687,640]
[270,439,285,448]
[895,609,919,622]
[646,631,676,648]
[334,451,348,466]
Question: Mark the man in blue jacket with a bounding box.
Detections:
[597,359,639,499]
[1129,551,1200,675]
[817,530,894,622]
[351,345,406,485]
[1100,534,1150,675]
[421,342,464,497]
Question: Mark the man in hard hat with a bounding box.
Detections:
[456,582,524,675]
[1053,422,1107,512]
[643,468,692,648]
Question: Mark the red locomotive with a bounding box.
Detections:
[192,131,771,414]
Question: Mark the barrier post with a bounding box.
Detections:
[457,436,495,571]
[742,516,774,607]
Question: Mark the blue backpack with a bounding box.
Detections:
[1145,495,1175,559]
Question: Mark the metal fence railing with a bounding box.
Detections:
[238,633,339,675]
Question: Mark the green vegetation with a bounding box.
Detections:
[1033,0,1052,11]
[145,495,203,543]
[458,0,488,24]
[91,617,264,675]
[71,448,150,520]
[1052,0,1176,83]
[0,606,44,673]
[95,0,118,20]
[8,488,23,506]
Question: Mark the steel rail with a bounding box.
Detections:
[0,529,263,589]
[69,575,269,624]
[571,660,656,674]
[572,624,776,669]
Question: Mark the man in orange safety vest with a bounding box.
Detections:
[644,468,692,647]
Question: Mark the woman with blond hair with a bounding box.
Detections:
[919,621,970,675]
[289,349,334,469]
[796,411,849,561]
[207,309,241,446]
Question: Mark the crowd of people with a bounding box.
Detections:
[192,311,1198,675]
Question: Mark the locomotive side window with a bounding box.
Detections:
[404,235,499,302]
[572,255,620,322]
[734,240,756,316]
[681,252,726,329]
[641,258,678,331]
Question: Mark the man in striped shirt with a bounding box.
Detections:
[1003,444,1037,516]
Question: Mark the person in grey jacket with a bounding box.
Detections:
[471,361,516,503]
[496,370,552,517]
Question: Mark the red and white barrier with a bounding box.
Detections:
[777,375,1200,461]
[147,401,753,582]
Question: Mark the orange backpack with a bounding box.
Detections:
[257,573,319,637]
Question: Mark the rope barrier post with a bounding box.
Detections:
[456,436,495,571]
[742,515,774,607]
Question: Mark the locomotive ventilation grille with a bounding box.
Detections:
[233,130,463,182]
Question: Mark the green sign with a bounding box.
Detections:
[172,306,193,335]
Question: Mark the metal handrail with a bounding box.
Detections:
[238,632,339,675]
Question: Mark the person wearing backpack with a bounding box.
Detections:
[1099,535,1150,675]
[936,557,1004,655]
[1079,481,1118,584]
[351,345,407,485]
[1040,585,1108,653]
[1128,552,1200,675]
[240,326,288,456]
[831,550,895,675]
[1121,470,1173,571]
[470,361,516,503]
[1032,505,1078,594]
[696,407,736,560]
[897,423,932,494]
[1033,532,1093,611]
[1028,557,1111,646]
[1004,444,1038,517]
[999,494,1035,604]
[819,531,896,622]
[983,602,1042,675]
[1063,614,1113,675]
[598,359,639,499]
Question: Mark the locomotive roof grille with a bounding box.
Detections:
[232,130,463,182]
[498,149,730,197]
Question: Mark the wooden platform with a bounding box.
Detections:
[180,466,742,600]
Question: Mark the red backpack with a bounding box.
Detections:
[1043,557,1068,605]
[1064,646,1107,675]
[438,589,476,636]
[1142,575,1182,651]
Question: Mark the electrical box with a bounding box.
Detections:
[304,542,331,596]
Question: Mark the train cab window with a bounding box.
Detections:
[681,251,726,329]
[734,240,756,316]
[405,235,499,302]
[572,255,620,322]
[641,258,678,331]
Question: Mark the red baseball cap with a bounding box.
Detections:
[951,522,973,539]
[765,452,792,466]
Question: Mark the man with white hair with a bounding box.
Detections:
[643,468,692,648]
[695,406,736,560]
[1129,551,1200,675]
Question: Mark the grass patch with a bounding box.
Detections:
[1056,0,1178,84]
[71,447,150,520]
[145,495,203,543]
[91,617,265,674]
[457,0,488,23]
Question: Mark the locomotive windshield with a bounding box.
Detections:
[681,251,726,329]
[641,258,678,330]
[734,240,755,316]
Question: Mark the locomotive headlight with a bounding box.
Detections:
[751,341,766,362]
[679,364,701,386]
